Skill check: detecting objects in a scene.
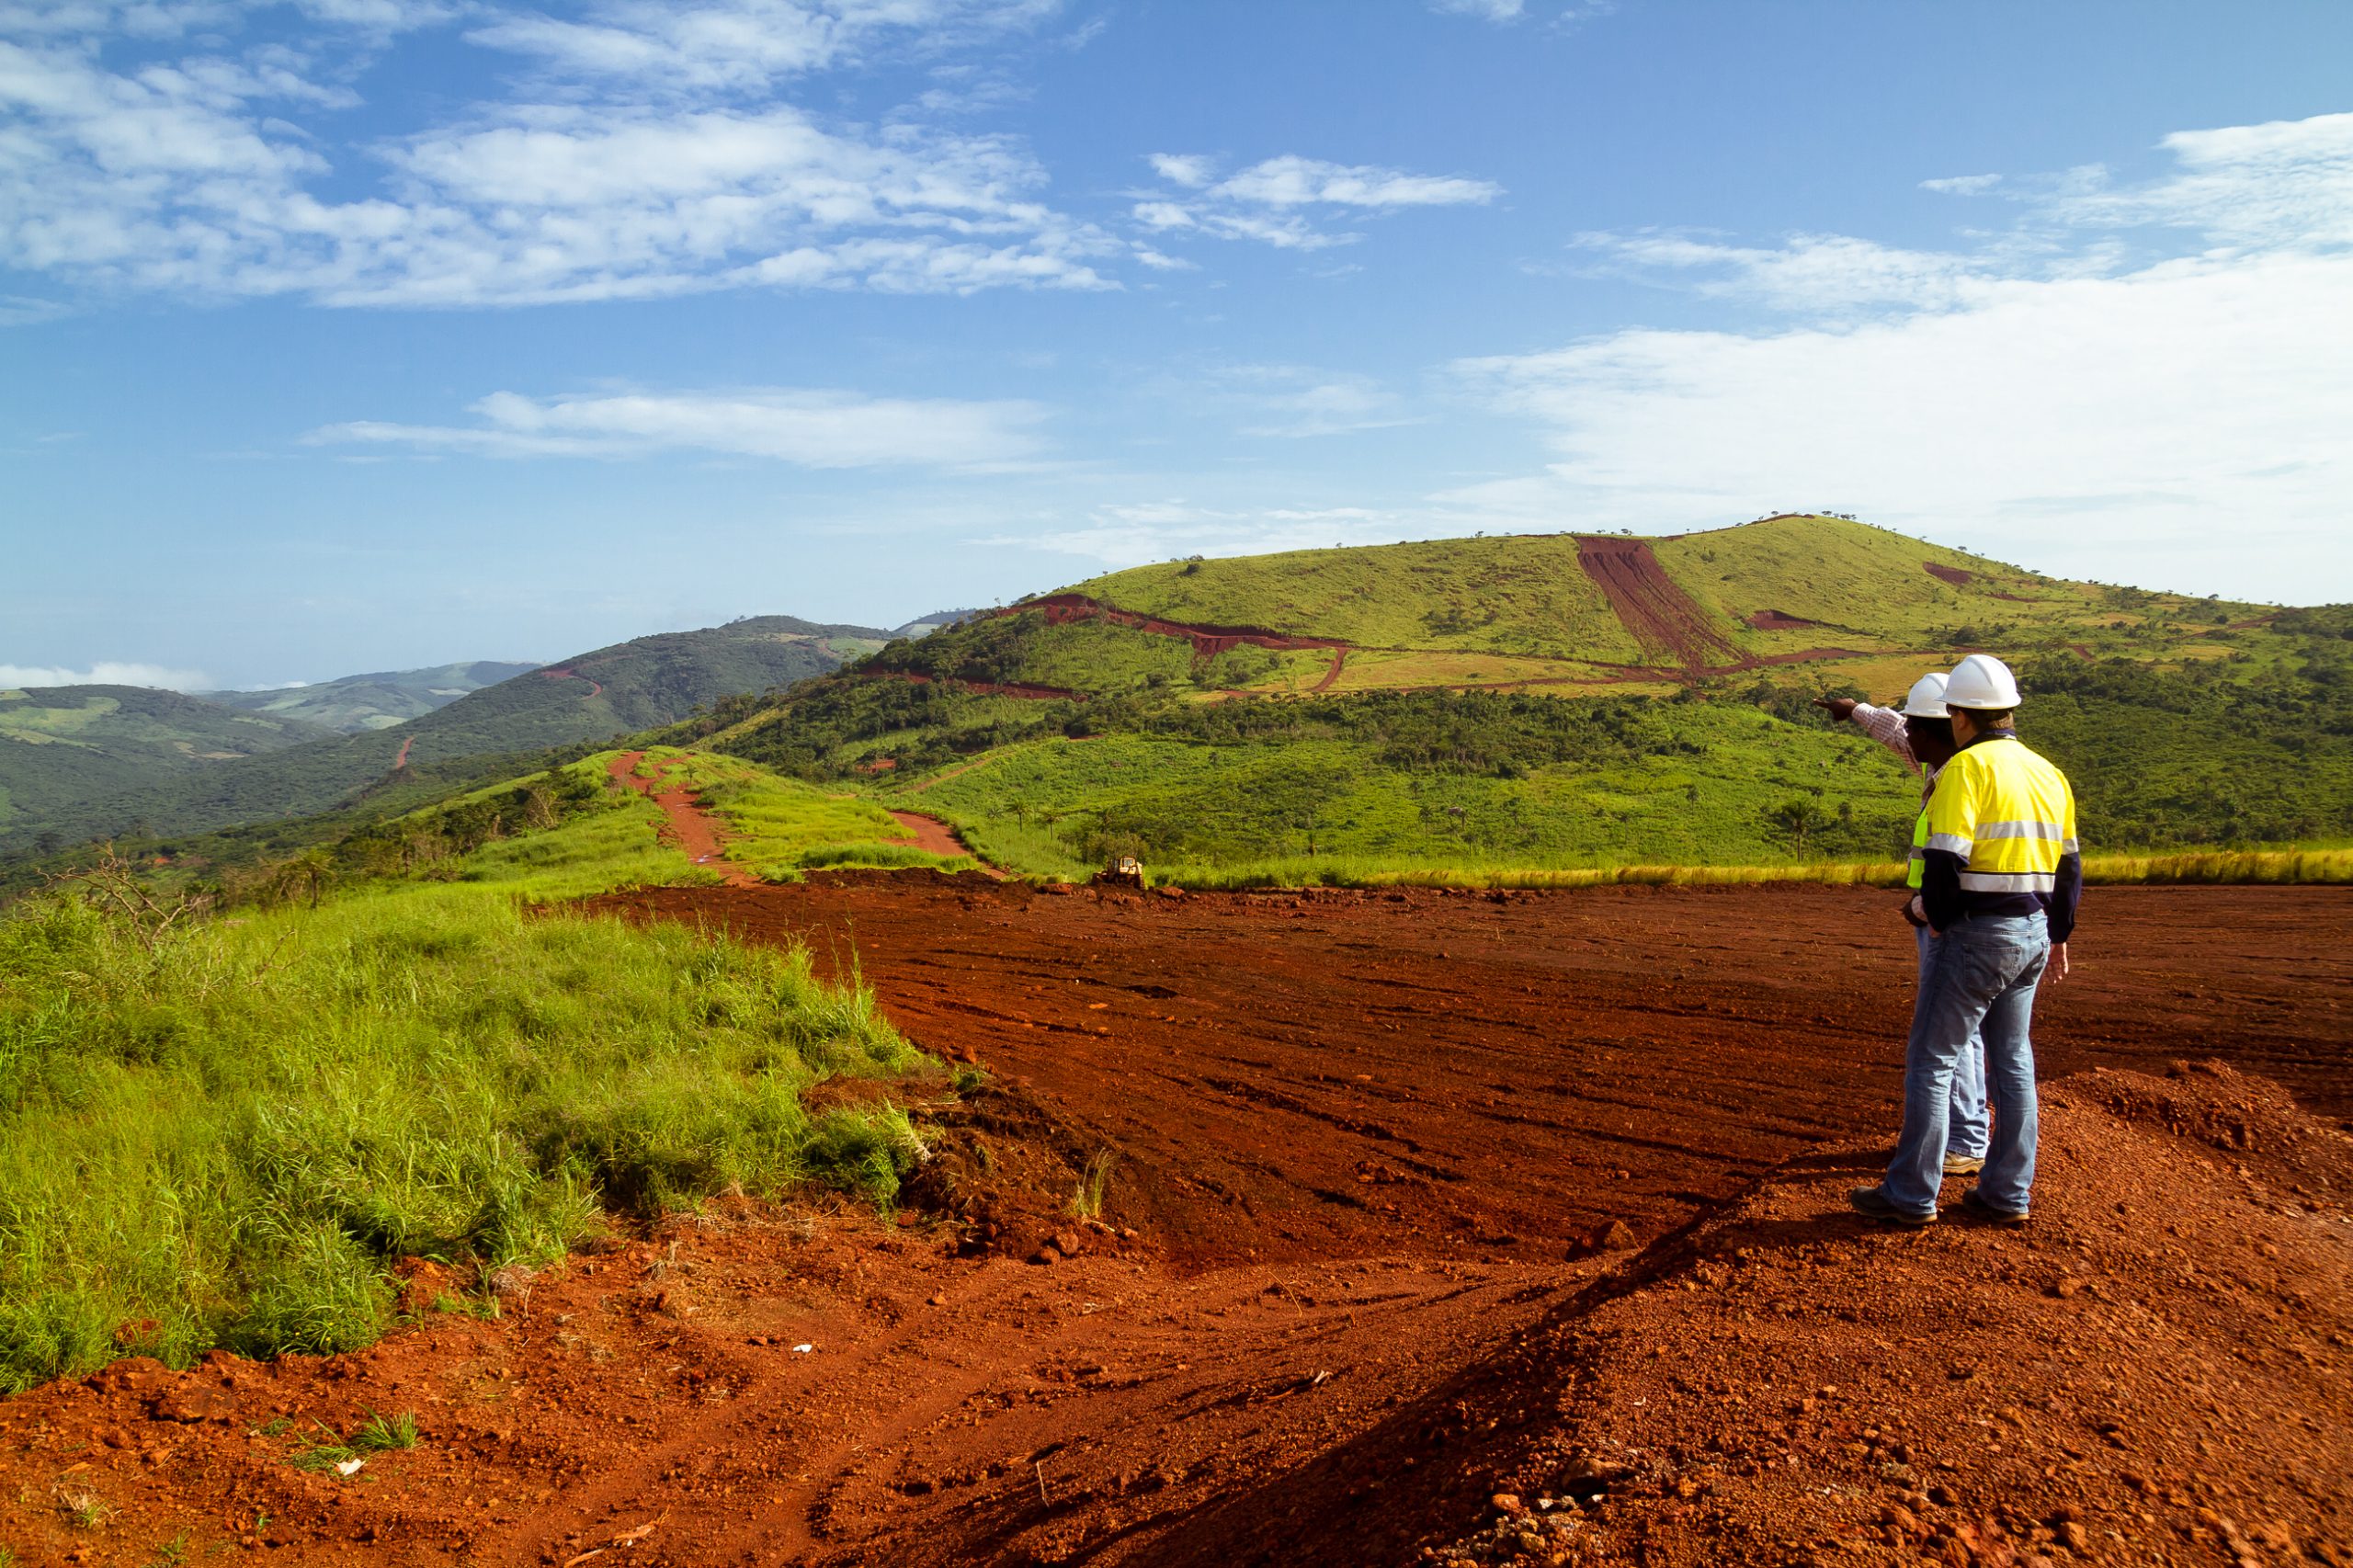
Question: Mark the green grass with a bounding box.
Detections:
[1065,533,1643,660]
[631,747,976,878]
[879,704,1927,880]
[0,878,932,1393]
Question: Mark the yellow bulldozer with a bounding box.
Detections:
[1096,854,1145,889]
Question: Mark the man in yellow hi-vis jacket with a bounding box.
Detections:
[1851,653,2080,1227]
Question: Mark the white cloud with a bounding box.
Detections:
[0,660,211,690]
[1129,152,1500,252]
[1012,502,1409,568]
[1446,112,2353,601]
[308,386,1051,467]
[1208,364,1417,438]
[471,0,1059,93]
[1921,173,2001,196]
[0,2,1117,304]
[1146,152,1215,188]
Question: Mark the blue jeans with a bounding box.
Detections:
[1883,915,2049,1217]
[1920,926,1990,1160]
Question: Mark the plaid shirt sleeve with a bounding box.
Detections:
[1849,702,1919,772]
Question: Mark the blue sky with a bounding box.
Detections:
[4,0,2350,690]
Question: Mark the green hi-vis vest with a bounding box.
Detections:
[1907,805,1930,890]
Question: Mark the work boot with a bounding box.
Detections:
[1848,1186,1937,1227]
[1942,1153,1985,1176]
[1962,1188,2029,1226]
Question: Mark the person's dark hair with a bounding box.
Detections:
[1955,706,2015,727]
[1904,713,1955,760]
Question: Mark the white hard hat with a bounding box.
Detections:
[1899,673,1949,719]
[1946,653,2022,710]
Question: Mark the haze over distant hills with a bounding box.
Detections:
[203,662,540,734]
[1,615,891,854]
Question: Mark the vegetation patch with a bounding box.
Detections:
[0,876,929,1392]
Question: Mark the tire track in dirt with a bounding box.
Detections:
[1574,535,1744,672]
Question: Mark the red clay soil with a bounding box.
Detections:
[607,750,759,889]
[1575,538,1745,673]
[543,667,607,699]
[392,734,415,770]
[1004,595,1351,659]
[886,810,1006,880]
[5,882,2346,1566]
[1927,564,1976,588]
[1745,609,1820,631]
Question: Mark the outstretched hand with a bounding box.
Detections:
[1812,696,1859,722]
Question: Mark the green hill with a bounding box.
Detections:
[0,687,332,854]
[705,517,2352,880]
[203,661,540,733]
[2,616,890,858]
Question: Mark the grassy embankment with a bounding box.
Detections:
[625,747,975,879]
[0,761,943,1394]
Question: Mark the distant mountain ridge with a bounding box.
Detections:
[2,614,892,855]
[204,661,540,733]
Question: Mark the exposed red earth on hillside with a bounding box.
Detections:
[5,880,2344,1565]
[886,809,1006,880]
[1746,609,1821,631]
[607,749,758,889]
[392,734,415,770]
[1574,537,1745,672]
[1006,595,1351,658]
[543,667,607,699]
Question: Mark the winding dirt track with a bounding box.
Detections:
[1574,537,1743,672]
[3,881,2344,1566]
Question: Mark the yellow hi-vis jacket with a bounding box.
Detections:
[1924,734,2078,896]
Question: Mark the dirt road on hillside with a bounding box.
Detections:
[608,750,760,888]
[4,881,2343,1566]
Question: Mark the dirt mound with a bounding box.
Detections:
[1576,538,1743,672]
[1199,1064,2353,1567]
[1745,609,1820,631]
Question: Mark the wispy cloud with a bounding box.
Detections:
[1445,112,2353,595]
[1010,501,1409,567]
[1129,153,1501,251]
[0,660,212,690]
[0,1,1120,305]
[1206,364,1418,438]
[308,386,1052,467]
[469,0,1061,95]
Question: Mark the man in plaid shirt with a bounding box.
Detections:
[1817,678,1990,1177]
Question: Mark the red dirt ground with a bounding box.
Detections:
[542,667,607,699]
[1574,538,1745,673]
[608,751,759,889]
[886,811,1006,881]
[1006,596,1351,659]
[1746,609,1821,631]
[4,882,2345,1565]
[392,734,415,770]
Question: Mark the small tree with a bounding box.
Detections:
[1768,797,1830,859]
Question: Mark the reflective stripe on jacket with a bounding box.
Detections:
[1924,735,2078,893]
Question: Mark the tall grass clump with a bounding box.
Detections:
[0,881,929,1392]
